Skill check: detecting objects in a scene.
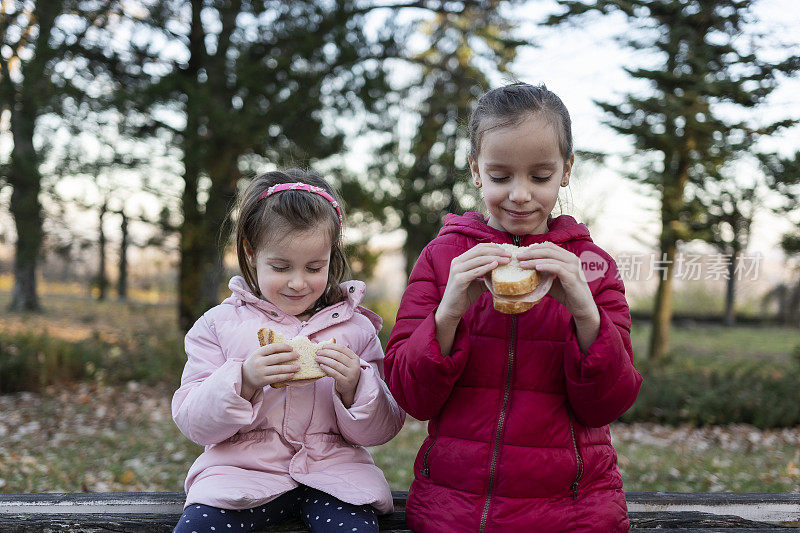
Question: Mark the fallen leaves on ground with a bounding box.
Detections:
[1,383,798,494]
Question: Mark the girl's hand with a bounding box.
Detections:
[437,243,511,324]
[316,344,361,409]
[517,243,598,323]
[241,343,299,401]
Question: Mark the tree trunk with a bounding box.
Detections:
[96,202,108,300]
[649,242,676,361]
[788,277,800,328]
[723,248,737,326]
[118,211,128,301]
[178,0,209,332]
[6,1,60,313]
[178,167,234,331]
[178,155,203,331]
[8,109,43,312]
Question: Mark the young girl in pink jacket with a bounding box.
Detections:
[172,169,405,533]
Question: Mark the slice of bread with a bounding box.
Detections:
[257,328,333,388]
[492,293,545,314]
[493,298,534,314]
[491,243,540,296]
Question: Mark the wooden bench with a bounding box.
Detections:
[0,491,797,531]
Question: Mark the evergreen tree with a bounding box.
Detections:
[0,0,126,311]
[549,0,800,359]
[359,2,525,276]
[124,0,398,330]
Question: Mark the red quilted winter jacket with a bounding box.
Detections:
[385,213,642,533]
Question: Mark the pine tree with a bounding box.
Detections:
[0,1,127,311]
[123,0,399,330]
[360,2,525,275]
[550,0,800,358]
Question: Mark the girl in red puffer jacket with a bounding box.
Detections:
[385,83,642,532]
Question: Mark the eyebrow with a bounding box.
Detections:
[266,257,329,265]
[485,161,558,169]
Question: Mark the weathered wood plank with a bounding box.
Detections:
[627,492,800,524]
[1,491,797,531]
[629,511,795,529]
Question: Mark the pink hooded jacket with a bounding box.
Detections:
[172,276,405,513]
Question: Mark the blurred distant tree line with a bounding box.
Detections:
[1,0,798,357]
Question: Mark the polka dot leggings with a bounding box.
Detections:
[173,485,379,533]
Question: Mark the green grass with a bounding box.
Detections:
[369,419,427,490]
[630,321,799,363]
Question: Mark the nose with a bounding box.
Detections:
[508,179,531,204]
[287,273,306,291]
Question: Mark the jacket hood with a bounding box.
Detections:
[222,276,382,332]
[438,212,592,246]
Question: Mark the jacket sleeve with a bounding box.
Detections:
[564,252,642,427]
[333,325,406,447]
[171,315,264,445]
[384,244,472,421]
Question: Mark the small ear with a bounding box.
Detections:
[467,154,480,182]
[561,154,575,187]
[243,239,256,266]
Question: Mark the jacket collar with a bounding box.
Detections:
[438,212,592,246]
[223,276,381,332]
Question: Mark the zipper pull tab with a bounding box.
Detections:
[421,466,430,477]
[570,481,579,500]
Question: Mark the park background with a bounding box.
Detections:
[1,0,800,498]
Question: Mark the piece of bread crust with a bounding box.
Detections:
[492,294,545,314]
[491,243,540,296]
[257,328,334,388]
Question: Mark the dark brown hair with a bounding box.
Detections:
[233,168,349,310]
[469,82,573,162]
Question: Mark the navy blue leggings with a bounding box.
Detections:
[173,485,379,533]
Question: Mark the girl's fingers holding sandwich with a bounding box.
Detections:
[318,343,357,359]
[264,372,299,387]
[255,342,294,357]
[317,351,361,408]
[518,243,573,265]
[263,350,299,365]
[265,363,301,376]
[317,348,360,376]
[460,245,511,266]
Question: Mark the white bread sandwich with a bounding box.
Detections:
[257,328,334,388]
[489,243,549,314]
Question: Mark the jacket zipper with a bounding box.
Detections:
[421,422,439,477]
[568,414,584,500]
[479,233,522,531]
[479,313,517,532]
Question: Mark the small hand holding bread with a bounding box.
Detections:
[257,329,334,388]
[488,243,554,314]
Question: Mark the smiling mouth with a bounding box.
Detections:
[282,294,308,301]
[504,209,535,218]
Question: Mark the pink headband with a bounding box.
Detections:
[259,182,343,224]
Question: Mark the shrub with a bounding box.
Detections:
[621,358,800,428]
[0,330,106,392]
[0,328,185,393]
